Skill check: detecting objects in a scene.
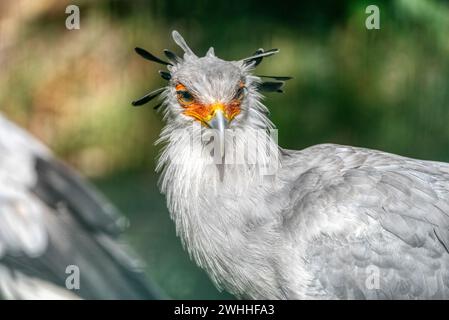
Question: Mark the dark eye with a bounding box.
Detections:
[176,90,194,105]
[234,87,246,101]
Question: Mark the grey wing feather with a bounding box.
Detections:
[0,114,159,299]
[280,144,449,299]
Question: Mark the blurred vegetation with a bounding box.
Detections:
[1,0,449,299]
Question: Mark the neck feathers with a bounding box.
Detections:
[155,110,282,297]
[156,121,280,197]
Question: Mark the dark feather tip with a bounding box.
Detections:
[134,47,172,66]
[159,70,172,81]
[257,81,285,93]
[243,48,279,66]
[153,102,163,110]
[163,49,180,63]
[132,88,165,107]
[257,75,293,81]
[252,48,264,66]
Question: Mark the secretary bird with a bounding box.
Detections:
[132,31,449,299]
[0,114,158,299]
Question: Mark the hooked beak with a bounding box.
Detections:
[206,105,229,157]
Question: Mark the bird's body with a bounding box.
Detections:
[0,114,157,299]
[136,31,449,299]
[159,128,449,299]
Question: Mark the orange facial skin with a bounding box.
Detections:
[176,83,188,91]
[226,100,241,120]
[176,83,242,125]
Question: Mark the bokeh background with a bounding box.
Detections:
[1,0,449,299]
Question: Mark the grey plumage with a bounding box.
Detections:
[149,31,449,300]
[0,114,158,299]
[277,144,449,299]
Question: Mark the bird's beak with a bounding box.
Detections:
[206,103,229,157]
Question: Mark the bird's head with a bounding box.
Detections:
[167,56,245,131]
[132,31,291,136]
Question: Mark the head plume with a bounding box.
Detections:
[131,30,292,109]
[172,30,197,58]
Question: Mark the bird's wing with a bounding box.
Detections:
[0,115,159,299]
[280,144,449,299]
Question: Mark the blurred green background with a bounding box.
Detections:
[1,0,449,299]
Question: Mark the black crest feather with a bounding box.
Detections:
[163,49,180,63]
[132,88,165,107]
[153,102,163,110]
[252,48,264,66]
[243,48,279,66]
[257,75,293,81]
[135,47,172,66]
[257,81,284,93]
[159,70,172,81]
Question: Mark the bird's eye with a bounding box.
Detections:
[234,87,246,101]
[176,90,194,106]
